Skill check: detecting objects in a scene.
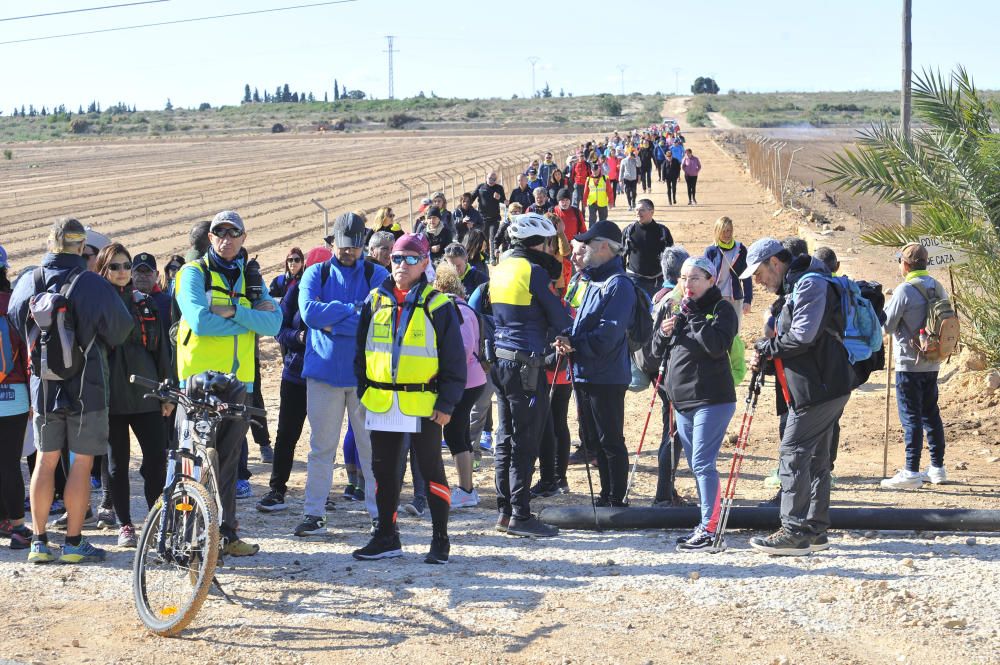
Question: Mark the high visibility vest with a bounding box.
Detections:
[175,259,256,383]
[362,284,451,417]
[565,274,591,309]
[587,176,608,207]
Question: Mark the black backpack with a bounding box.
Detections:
[322,259,375,287]
[602,274,654,353]
[26,267,90,381]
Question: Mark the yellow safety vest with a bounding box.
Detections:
[175,259,256,383]
[362,284,451,417]
[587,176,608,207]
[565,274,591,309]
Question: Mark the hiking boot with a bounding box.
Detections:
[59,537,106,564]
[10,525,32,550]
[424,535,450,565]
[403,496,426,517]
[749,528,811,556]
[117,524,137,548]
[923,465,947,485]
[809,532,830,553]
[495,513,511,533]
[294,515,327,537]
[256,490,287,513]
[757,489,781,508]
[223,538,260,557]
[507,515,559,538]
[259,444,275,464]
[352,533,403,560]
[96,507,117,529]
[51,507,96,530]
[28,539,56,564]
[342,484,357,500]
[235,479,254,500]
[677,528,722,552]
[529,481,559,498]
[450,487,480,509]
[880,470,924,490]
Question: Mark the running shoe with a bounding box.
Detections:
[325,497,338,512]
[90,476,102,492]
[10,525,32,550]
[352,533,403,560]
[223,538,260,557]
[676,529,722,552]
[96,507,117,529]
[28,539,56,564]
[529,481,559,498]
[567,449,597,466]
[555,479,570,494]
[403,496,426,517]
[472,458,481,472]
[479,431,493,452]
[507,515,559,538]
[342,484,358,501]
[256,490,287,513]
[235,479,253,500]
[749,527,811,556]
[117,524,137,548]
[450,488,480,509]
[353,486,365,502]
[294,515,327,537]
[48,498,65,515]
[0,519,13,537]
[259,444,275,464]
[495,513,510,533]
[809,532,830,553]
[880,470,924,490]
[51,507,96,530]
[424,535,450,565]
[59,537,106,564]
[923,465,948,485]
[676,526,706,544]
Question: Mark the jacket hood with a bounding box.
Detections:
[584,255,625,282]
[783,255,829,294]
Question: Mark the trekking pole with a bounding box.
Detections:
[624,357,668,502]
[569,361,600,530]
[711,361,764,552]
[883,335,893,478]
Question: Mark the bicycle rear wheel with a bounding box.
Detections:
[132,480,219,636]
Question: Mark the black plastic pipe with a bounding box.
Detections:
[538,506,1000,532]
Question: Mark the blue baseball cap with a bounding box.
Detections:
[0,245,7,268]
[739,237,785,280]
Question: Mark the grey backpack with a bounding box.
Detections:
[27,267,92,381]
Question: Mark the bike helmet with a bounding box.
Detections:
[508,213,556,240]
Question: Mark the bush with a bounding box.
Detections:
[3,149,12,160]
[198,103,212,111]
[551,115,569,123]
[69,118,90,134]
[386,113,419,129]
[597,96,622,117]
[271,123,285,133]
[465,108,482,119]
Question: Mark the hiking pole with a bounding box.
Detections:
[711,361,764,552]
[569,361,600,530]
[624,357,668,502]
[882,335,893,479]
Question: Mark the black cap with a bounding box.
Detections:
[426,206,442,219]
[133,252,157,271]
[575,220,622,244]
[326,212,366,248]
[556,187,572,201]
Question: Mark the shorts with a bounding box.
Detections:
[33,409,109,457]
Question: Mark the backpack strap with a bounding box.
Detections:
[32,267,46,295]
[364,260,375,285]
[320,261,331,287]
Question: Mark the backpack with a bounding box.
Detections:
[794,273,882,365]
[603,274,654,354]
[322,259,374,287]
[906,278,960,362]
[26,267,92,381]
[0,318,19,383]
[450,296,492,374]
[851,280,887,384]
[469,282,497,369]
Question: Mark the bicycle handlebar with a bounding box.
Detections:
[129,375,267,419]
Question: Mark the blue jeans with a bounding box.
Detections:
[895,371,945,472]
[674,401,736,532]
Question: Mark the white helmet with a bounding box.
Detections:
[508,213,556,240]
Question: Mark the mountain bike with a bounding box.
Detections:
[129,372,265,636]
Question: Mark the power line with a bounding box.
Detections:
[527,56,540,98]
[0,1,169,23]
[0,0,359,46]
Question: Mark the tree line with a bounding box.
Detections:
[241,79,367,105]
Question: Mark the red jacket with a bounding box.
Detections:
[571,160,590,186]
[0,291,29,385]
[553,205,587,241]
[606,155,621,180]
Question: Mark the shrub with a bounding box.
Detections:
[386,113,419,129]
[466,108,482,119]
[597,96,622,117]
[69,118,90,134]
[3,149,12,160]
[271,123,285,133]
[198,103,212,111]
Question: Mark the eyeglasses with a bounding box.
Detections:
[108,261,132,271]
[288,257,303,264]
[390,254,423,266]
[212,227,244,239]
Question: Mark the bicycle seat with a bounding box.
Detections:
[186,370,241,399]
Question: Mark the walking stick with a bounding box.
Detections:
[624,357,668,502]
[883,335,893,479]
[569,361,600,531]
[711,361,764,552]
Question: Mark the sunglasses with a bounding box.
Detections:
[108,261,132,271]
[390,254,423,266]
[212,227,244,239]
[288,257,303,264]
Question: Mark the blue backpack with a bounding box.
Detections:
[794,273,882,364]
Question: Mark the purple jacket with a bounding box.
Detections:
[682,155,701,177]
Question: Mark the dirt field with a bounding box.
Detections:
[0,112,997,664]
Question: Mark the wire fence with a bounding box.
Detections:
[744,135,803,211]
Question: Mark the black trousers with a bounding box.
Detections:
[251,360,270,446]
[575,383,628,500]
[685,175,698,202]
[666,177,678,204]
[483,217,501,260]
[443,384,484,457]
[639,164,652,191]
[269,379,308,494]
[492,358,548,519]
[622,179,638,208]
[653,158,663,180]
[539,383,572,486]
[107,411,168,526]
[654,393,684,503]
[0,412,30,521]
[371,418,449,538]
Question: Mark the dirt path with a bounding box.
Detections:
[661,96,690,124]
[709,112,738,129]
[0,128,997,664]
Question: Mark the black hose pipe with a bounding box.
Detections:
[538,506,1000,532]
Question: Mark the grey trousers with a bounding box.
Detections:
[778,393,850,534]
[468,373,495,446]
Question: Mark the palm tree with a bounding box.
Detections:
[822,67,1000,361]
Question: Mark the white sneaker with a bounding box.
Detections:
[880,470,924,490]
[923,465,947,485]
[450,487,480,509]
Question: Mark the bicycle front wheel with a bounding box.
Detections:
[132,480,220,636]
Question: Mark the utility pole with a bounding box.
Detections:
[673,67,681,96]
[617,64,627,96]
[527,56,540,98]
[900,0,912,227]
[384,35,398,100]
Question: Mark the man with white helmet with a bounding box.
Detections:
[489,213,572,538]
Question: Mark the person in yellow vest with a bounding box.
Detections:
[582,161,612,225]
[352,233,466,564]
[174,210,282,557]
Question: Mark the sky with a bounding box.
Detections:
[2,0,999,112]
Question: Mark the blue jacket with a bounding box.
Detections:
[670,143,685,162]
[276,281,307,385]
[538,162,557,188]
[300,256,388,387]
[704,243,753,304]
[569,256,635,385]
[490,248,571,355]
[7,252,134,416]
[460,264,489,297]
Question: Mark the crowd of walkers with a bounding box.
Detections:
[0,122,951,566]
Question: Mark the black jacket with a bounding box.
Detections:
[623,220,673,278]
[473,183,506,220]
[658,286,738,411]
[759,255,853,411]
[508,186,534,210]
[108,286,171,415]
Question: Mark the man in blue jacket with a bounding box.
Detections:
[555,221,636,506]
[8,217,134,564]
[295,212,388,537]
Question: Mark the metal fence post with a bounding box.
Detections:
[398,180,413,229]
[311,199,330,240]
